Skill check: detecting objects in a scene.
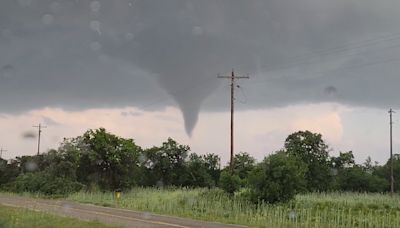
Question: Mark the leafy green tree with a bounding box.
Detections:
[203,153,221,186]
[337,165,388,192]
[363,156,374,172]
[186,153,221,187]
[284,131,333,191]
[2,149,84,195]
[248,151,307,203]
[185,154,214,187]
[17,155,43,173]
[332,151,355,169]
[219,170,241,194]
[330,151,355,190]
[142,138,189,186]
[75,128,141,190]
[52,141,83,180]
[232,152,255,185]
[0,159,20,186]
[374,154,400,192]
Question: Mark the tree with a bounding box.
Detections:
[248,151,307,203]
[76,128,141,190]
[284,131,332,191]
[203,153,221,186]
[233,152,256,185]
[374,154,400,192]
[185,154,214,187]
[0,159,20,186]
[337,165,388,192]
[219,170,241,194]
[332,151,355,169]
[141,138,189,187]
[2,150,84,195]
[363,156,380,174]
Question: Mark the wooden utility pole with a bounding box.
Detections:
[389,108,395,195]
[33,123,47,155]
[218,69,249,172]
[0,148,7,159]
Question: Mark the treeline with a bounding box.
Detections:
[0,128,398,203]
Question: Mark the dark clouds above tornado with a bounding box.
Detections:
[1,0,400,135]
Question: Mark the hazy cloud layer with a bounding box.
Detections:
[1,0,400,135]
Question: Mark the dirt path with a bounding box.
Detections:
[0,194,249,228]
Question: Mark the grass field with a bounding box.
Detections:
[67,188,400,228]
[0,204,113,228]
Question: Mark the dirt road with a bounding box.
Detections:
[0,194,248,228]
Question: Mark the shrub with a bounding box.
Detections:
[6,172,84,196]
[337,166,389,192]
[248,151,307,203]
[219,170,241,194]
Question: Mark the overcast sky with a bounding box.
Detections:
[1,0,400,165]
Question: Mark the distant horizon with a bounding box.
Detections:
[1,103,396,167]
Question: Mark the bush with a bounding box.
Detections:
[219,170,241,194]
[337,166,389,192]
[6,172,84,196]
[248,151,307,203]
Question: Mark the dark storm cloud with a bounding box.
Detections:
[1,0,400,135]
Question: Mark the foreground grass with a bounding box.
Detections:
[0,204,113,228]
[66,188,400,227]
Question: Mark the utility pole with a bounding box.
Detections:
[33,123,47,155]
[218,69,249,172]
[0,148,7,159]
[389,108,395,195]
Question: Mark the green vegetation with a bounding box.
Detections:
[1,129,393,199]
[1,128,399,227]
[219,170,241,194]
[0,204,113,228]
[0,129,223,195]
[285,131,333,191]
[248,151,307,203]
[67,188,400,227]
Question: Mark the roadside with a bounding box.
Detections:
[0,194,249,228]
[0,204,114,228]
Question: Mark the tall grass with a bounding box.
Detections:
[68,188,400,227]
[0,204,113,228]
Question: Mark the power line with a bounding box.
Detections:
[247,32,400,85]
[389,108,395,196]
[248,54,400,87]
[33,123,47,156]
[254,31,400,79]
[218,69,249,172]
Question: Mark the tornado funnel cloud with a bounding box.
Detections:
[179,103,200,137]
[162,78,211,137]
